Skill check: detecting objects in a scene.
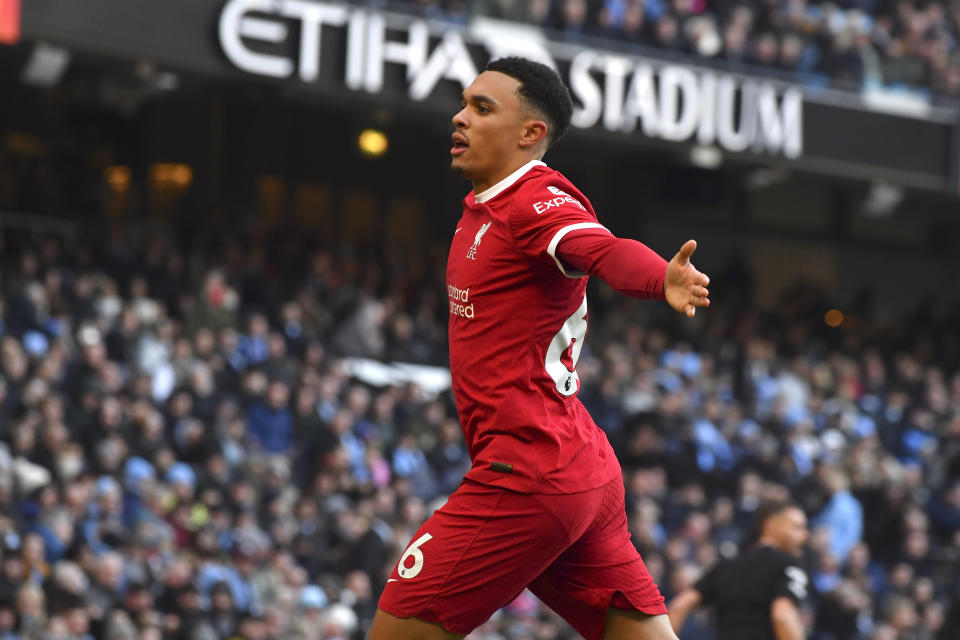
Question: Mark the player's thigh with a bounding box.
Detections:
[367,608,464,640]
[603,610,678,640]
[530,551,667,640]
[529,477,667,640]
[378,480,589,635]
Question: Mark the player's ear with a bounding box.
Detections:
[519,120,548,149]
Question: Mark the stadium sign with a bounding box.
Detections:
[19,0,959,190]
[217,0,802,159]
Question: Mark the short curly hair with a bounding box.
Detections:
[485,56,574,147]
[748,500,803,543]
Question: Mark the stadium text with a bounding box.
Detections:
[219,0,803,158]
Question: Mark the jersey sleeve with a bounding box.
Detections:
[773,562,809,605]
[556,231,667,300]
[507,181,607,278]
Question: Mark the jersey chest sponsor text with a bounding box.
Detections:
[447,282,474,318]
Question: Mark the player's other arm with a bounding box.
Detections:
[770,597,805,640]
[555,231,710,317]
[666,587,702,634]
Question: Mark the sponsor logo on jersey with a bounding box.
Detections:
[466,220,492,260]
[447,282,474,318]
[533,186,585,214]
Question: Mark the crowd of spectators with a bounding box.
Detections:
[0,221,958,640]
[372,0,960,97]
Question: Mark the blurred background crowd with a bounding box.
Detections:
[375,0,960,96]
[0,222,957,640]
[2,0,959,639]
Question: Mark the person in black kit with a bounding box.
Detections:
[668,500,810,640]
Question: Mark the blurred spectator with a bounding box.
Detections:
[0,220,957,640]
[391,0,960,96]
[246,380,294,455]
[812,465,864,562]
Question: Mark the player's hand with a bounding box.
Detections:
[664,239,710,318]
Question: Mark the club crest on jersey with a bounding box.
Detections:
[534,186,585,214]
[467,221,492,260]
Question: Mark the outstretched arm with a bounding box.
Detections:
[556,232,710,316]
[667,588,702,634]
[770,597,805,640]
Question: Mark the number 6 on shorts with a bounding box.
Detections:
[398,533,433,579]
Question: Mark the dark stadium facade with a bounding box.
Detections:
[15,0,960,192]
[4,0,960,316]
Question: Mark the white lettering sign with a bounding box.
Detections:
[218,0,804,158]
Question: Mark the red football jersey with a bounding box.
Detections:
[447,160,622,494]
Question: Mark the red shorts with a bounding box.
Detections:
[378,475,666,639]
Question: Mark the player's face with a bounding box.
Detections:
[450,71,535,190]
[775,508,809,555]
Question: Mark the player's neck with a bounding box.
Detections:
[757,537,794,556]
[473,155,543,195]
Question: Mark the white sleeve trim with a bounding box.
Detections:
[546,222,610,279]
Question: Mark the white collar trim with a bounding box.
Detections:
[474,160,546,203]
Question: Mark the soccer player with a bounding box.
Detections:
[368,56,710,640]
[668,501,810,640]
